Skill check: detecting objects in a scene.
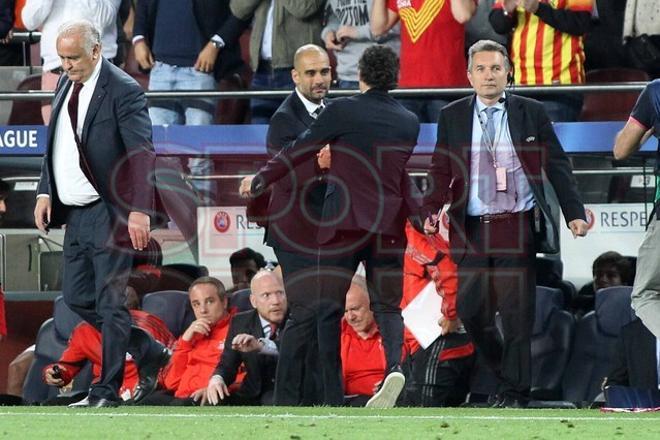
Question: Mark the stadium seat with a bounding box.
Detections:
[229,288,253,312]
[535,257,576,308]
[7,74,44,125]
[530,286,575,400]
[561,286,636,405]
[579,68,650,121]
[141,290,195,338]
[22,297,93,404]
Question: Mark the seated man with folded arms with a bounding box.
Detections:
[205,270,287,405]
[43,289,175,405]
[140,276,236,405]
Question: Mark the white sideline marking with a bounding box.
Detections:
[0,412,659,421]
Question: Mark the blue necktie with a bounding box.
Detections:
[478,107,499,204]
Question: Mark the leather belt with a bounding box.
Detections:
[468,212,525,224]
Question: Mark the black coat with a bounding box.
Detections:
[261,91,327,253]
[38,60,164,231]
[253,88,422,245]
[213,309,281,399]
[423,93,586,261]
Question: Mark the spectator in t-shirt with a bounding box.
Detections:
[322,0,400,88]
[371,0,476,123]
[489,0,594,121]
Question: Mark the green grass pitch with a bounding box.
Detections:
[2,406,660,439]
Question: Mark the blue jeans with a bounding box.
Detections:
[250,66,294,124]
[148,61,217,203]
[337,80,359,89]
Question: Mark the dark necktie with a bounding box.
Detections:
[311,104,324,119]
[67,82,84,140]
[66,82,98,191]
[477,107,499,204]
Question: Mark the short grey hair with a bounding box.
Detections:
[467,39,511,72]
[57,20,101,55]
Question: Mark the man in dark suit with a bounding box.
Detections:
[250,45,421,406]
[205,270,287,405]
[423,39,588,407]
[605,318,658,390]
[240,44,331,406]
[33,20,170,408]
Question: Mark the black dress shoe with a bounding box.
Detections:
[69,396,120,408]
[133,346,172,404]
[498,396,529,409]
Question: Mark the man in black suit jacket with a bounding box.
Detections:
[423,40,588,407]
[205,270,287,405]
[605,318,658,390]
[33,20,169,408]
[251,45,421,406]
[240,44,331,406]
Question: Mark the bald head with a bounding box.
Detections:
[250,270,287,324]
[345,275,376,337]
[291,44,331,104]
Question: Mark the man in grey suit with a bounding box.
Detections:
[33,20,170,408]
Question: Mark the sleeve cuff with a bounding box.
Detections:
[132,35,145,45]
[258,338,279,356]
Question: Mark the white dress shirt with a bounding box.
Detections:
[22,0,120,71]
[295,88,324,118]
[467,93,535,216]
[51,58,102,206]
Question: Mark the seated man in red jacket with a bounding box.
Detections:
[341,275,404,407]
[403,222,474,407]
[141,276,236,405]
[43,289,175,403]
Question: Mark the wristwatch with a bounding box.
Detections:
[211,37,225,50]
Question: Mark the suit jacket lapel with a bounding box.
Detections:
[290,91,315,127]
[506,94,525,150]
[48,78,71,149]
[459,96,475,177]
[81,59,109,148]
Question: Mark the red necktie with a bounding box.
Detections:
[67,82,84,139]
[268,323,278,341]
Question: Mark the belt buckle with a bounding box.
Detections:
[482,215,492,224]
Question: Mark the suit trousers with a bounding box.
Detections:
[456,211,536,399]
[61,202,160,401]
[273,248,322,406]
[317,231,407,406]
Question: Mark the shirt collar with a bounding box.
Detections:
[81,57,103,89]
[475,92,506,114]
[295,87,324,116]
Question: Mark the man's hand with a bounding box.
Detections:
[518,0,539,13]
[0,30,13,44]
[133,40,154,70]
[231,333,262,353]
[568,219,589,238]
[190,387,207,405]
[128,211,150,250]
[239,176,254,198]
[181,318,211,342]
[34,197,51,233]
[317,145,331,170]
[194,42,219,73]
[323,31,344,51]
[44,365,66,387]
[423,215,438,235]
[336,25,358,43]
[438,317,459,336]
[206,375,230,405]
